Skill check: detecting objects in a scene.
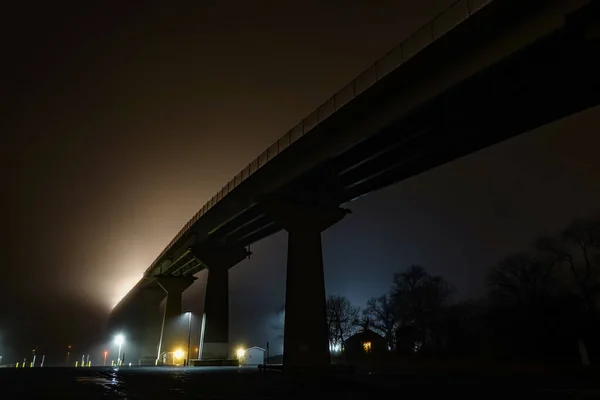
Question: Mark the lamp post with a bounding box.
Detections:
[186,311,192,366]
[114,334,124,366]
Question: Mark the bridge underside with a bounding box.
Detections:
[109,0,600,368]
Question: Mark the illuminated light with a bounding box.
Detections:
[75,361,79,367]
[236,348,245,359]
[413,341,423,353]
[114,334,125,366]
[329,342,341,353]
[109,273,144,310]
[16,362,19,368]
[362,341,372,353]
[114,335,124,346]
[174,349,184,360]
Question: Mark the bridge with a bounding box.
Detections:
[109,0,600,368]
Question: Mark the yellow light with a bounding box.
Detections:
[236,348,245,359]
[174,349,184,359]
[362,341,372,353]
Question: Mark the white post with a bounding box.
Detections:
[198,313,207,360]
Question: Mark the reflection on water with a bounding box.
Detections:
[75,367,127,398]
[2,366,597,399]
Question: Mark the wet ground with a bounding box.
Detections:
[1,365,599,399]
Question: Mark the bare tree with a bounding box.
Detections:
[561,218,600,310]
[326,295,360,350]
[487,251,556,305]
[536,217,600,312]
[364,294,397,350]
[392,265,452,347]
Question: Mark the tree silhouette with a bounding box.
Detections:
[487,252,556,306]
[535,217,600,313]
[326,295,360,350]
[391,265,452,349]
[364,294,397,350]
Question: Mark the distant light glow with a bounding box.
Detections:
[174,349,184,359]
[236,348,245,359]
[114,334,124,346]
[362,341,372,353]
[329,342,341,353]
[110,274,143,309]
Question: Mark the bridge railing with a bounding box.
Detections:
[145,0,492,276]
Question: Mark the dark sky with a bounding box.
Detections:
[2,1,600,361]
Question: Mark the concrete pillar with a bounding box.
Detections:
[107,283,166,365]
[156,276,196,361]
[262,197,349,369]
[140,311,162,361]
[137,285,167,363]
[202,267,229,359]
[191,244,250,360]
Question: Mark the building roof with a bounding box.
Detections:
[345,329,385,343]
[246,346,266,352]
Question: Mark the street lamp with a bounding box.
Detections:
[114,334,125,366]
[185,311,193,366]
[236,348,246,365]
[174,349,184,362]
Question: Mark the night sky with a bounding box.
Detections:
[2,1,600,362]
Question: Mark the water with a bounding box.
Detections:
[1,365,598,399]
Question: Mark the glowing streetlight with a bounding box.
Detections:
[236,348,245,359]
[103,351,108,366]
[174,349,184,361]
[114,334,125,366]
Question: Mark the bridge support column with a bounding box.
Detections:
[263,197,349,369]
[156,276,196,363]
[201,267,229,359]
[140,310,162,362]
[138,286,166,363]
[191,245,250,360]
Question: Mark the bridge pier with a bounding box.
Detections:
[201,267,229,359]
[191,245,250,360]
[263,198,349,369]
[137,286,166,363]
[156,275,196,363]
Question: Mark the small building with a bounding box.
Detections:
[244,347,266,365]
[344,329,387,360]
